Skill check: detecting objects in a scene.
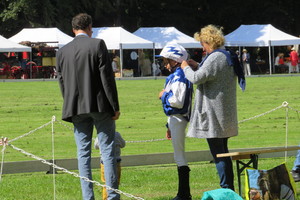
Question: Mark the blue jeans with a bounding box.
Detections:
[207,138,234,190]
[73,112,120,200]
[293,145,300,171]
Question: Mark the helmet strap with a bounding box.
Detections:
[170,63,180,73]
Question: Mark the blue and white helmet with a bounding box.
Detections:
[159,43,188,63]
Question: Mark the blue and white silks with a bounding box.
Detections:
[161,67,193,120]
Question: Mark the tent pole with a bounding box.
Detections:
[152,43,155,78]
[239,46,242,61]
[30,51,32,79]
[268,42,272,75]
[272,46,275,73]
[120,44,123,78]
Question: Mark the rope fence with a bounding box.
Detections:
[238,101,290,123]
[8,143,144,200]
[1,101,299,199]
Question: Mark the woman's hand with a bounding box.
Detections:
[181,59,199,70]
[181,60,189,69]
[187,59,199,70]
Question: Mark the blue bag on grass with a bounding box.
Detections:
[201,188,243,200]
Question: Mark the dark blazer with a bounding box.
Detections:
[56,35,119,122]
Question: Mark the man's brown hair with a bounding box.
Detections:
[72,13,92,30]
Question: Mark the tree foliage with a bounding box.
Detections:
[0,0,299,38]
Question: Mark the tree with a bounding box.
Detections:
[0,0,299,39]
[0,0,57,37]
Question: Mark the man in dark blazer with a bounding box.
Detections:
[57,13,120,200]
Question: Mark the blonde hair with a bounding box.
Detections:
[194,25,225,50]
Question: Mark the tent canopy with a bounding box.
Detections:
[92,27,154,77]
[133,27,201,49]
[92,27,154,49]
[9,28,73,48]
[0,35,31,52]
[225,24,300,74]
[225,24,300,47]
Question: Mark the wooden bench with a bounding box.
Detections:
[217,146,300,196]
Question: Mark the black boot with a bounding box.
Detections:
[172,166,192,200]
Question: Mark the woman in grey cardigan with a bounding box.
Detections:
[181,25,238,190]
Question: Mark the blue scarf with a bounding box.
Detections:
[199,49,246,91]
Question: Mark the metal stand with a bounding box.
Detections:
[236,154,258,196]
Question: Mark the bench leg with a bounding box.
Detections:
[236,154,259,196]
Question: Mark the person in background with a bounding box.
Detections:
[278,53,285,66]
[291,147,300,182]
[2,62,11,78]
[274,53,281,67]
[290,47,298,73]
[242,48,251,76]
[181,25,241,191]
[158,43,193,200]
[111,54,120,74]
[236,50,240,62]
[152,59,161,76]
[56,13,120,200]
[94,132,125,200]
[274,53,287,73]
[19,50,29,69]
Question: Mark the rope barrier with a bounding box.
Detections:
[54,119,73,131]
[7,143,144,200]
[126,138,166,143]
[0,137,8,182]
[54,118,167,143]
[286,105,300,115]
[285,104,289,162]
[51,116,56,200]
[8,121,52,143]
[1,101,299,199]
[238,101,289,123]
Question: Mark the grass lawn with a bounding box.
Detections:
[1,158,300,199]
[0,75,300,199]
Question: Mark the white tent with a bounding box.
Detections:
[133,27,201,49]
[225,24,300,46]
[92,27,155,77]
[92,27,154,49]
[0,35,31,52]
[225,24,300,74]
[9,28,73,48]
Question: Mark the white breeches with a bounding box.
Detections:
[168,115,188,167]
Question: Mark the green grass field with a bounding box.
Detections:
[1,75,300,199]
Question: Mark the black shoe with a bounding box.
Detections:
[172,195,192,200]
[291,170,300,182]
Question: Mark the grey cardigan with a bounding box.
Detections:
[183,51,238,138]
